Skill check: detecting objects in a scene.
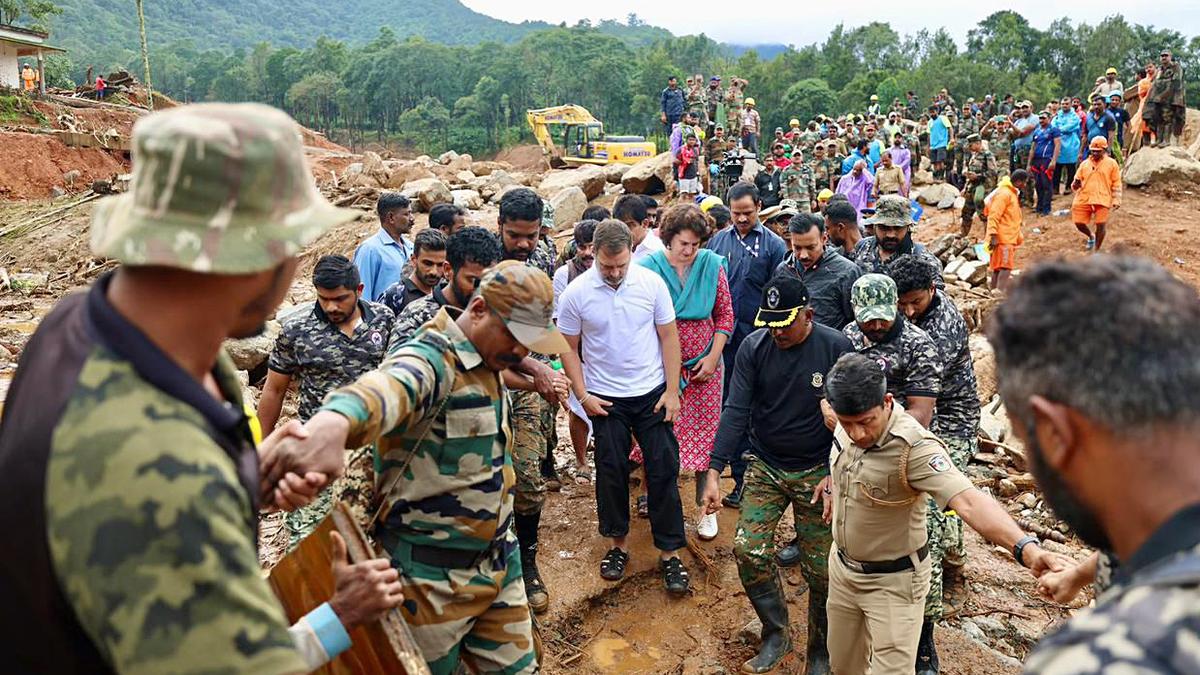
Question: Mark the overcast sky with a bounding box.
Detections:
[460,1,1197,46]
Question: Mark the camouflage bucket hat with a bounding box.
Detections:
[479,260,568,354]
[541,201,556,230]
[851,273,898,324]
[863,194,912,228]
[91,103,357,274]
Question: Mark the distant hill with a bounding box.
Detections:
[728,43,791,60]
[47,0,672,68]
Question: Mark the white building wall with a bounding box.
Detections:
[0,43,19,90]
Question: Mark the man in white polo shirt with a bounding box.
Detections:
[557,219,690,596]
[614,194,666,262]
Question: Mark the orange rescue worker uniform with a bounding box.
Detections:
[984,177,1023,271]
[1072,137,1122,227]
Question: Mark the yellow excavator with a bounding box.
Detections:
[527,105,656,167]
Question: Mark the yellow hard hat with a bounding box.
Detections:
[745,97,756,106]
[817,189,834,202]
[700,195,724,213]
[789,118,800,127]
[870,94,879,101]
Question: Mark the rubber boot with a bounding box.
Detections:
[742,578,792,673]
[915,618,939,675]
[804,590,831,675]
[515,511,549,614]
[775,536,802,568]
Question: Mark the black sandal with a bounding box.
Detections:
[636,495,649,518]
[660,556,690,595]
[600,547,629,581]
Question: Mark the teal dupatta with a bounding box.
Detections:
[639,248,731,390]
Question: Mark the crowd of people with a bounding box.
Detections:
[1,54,1197,675]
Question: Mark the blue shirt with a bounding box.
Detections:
[354,229,413,302]
[661,87,685,119]
[1086,111,1117,144]
[1012,116,1037,151]
[706,223,787,339]
[929,116,950,150]
[1031,124,1062,160]
[1107,107,1130,146]
[1052,111,1082,164]
[867,139,884,167]
[841,150,873,176]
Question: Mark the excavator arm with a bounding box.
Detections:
[527,105,600,163]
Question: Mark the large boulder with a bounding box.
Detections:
[603,163,630,183]
[471,160,511,177]
[538,165,607,201]
[549,187,588,232]
[454,170,477,186]
[383,161,436,189]
[451,189,484,210]
[916,182,960,207]
[1123,146,1200,187]
[361,151,388,182]
[969,333,997,404]
[400,178,453,212]
[622,152,675,195]
[225,320,281,372]
[446,153,474,174]
[477,169,518,200]
[437,150,460,165]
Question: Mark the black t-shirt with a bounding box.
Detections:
[711,323,853,472]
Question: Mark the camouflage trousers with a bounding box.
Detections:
[512,390,553,516]
[924,434,977,619]
[734,458,832,593]
[285,446,375,548]
[386,538,537,675]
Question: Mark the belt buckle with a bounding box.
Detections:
[838,549,865,574]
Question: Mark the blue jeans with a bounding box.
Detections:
[742,132,758,156]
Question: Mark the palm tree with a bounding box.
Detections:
[135,0,154,110]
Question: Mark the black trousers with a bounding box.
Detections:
[590,383,687,552]
[1031,156,1054,214]
[1053,162,1077,195]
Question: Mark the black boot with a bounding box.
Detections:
[775,536,802,567]
[915,618,939,675]
[742,578,792,673]
[723,479,744,508]
[515,511,549,614]
[804,591,830,675]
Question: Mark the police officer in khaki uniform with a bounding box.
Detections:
[821,353,1066,675]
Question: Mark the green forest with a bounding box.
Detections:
[8,1,1199,157]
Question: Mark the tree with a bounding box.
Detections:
[0,0,60,30]
[781,78,838,126]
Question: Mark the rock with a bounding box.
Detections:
[400,178,453,212]
[362,151,388,181]
[603,163,630,183]
[62,169,81,187]
[539,165,606,201]
[477,169,518,200]
[437,150,460,165]
[604,182,623,195]
[973,615,1007,637]
[50,185,66,198]
[224,320,281,371]
[944,257,966,277]
[916,182,960,206]
[10,272,47,292]
[383,161,436,189]
[738,617,763,644]
[471,160,511,176]
[446,154,474,174]
[682,655,728,675]
[927,233,961,261]
[549,187,588,231]
[1017,492,1038,509]
[344,162,363,176]
[959,619,988,644]
[970,334,997,403]
[451,189,483,210]
[510,171,539,187]
[416,154,432,164]
[912,169,935,186]
[622,152,676,195]
[1122,146,1200,187]
[997,478,1019,497]
[957,259,988,286]
[979,410,1008,443]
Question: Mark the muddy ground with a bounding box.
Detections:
[1,177,1192,673]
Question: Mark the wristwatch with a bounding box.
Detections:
[1013,534,1040,568]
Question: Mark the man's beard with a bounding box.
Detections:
[879,237,901,253]
[1026,425,1112,551]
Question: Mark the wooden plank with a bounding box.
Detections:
[267,502,430,675]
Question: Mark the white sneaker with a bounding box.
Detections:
[697,512,719,540]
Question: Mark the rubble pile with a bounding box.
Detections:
[925,233,1004,332]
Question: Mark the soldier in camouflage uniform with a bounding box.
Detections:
[259,254,395,546]
[808,143,837,193]
[725,77,746,141]
[496,187,563,614]
[0,103,403,672]
[701,274,851,675]
[780,149,817,211]
[687,76,708,131]
[853,196,944,287]
[843,274,943,429]
[980,115,1011,178]
[952,105,981,185]
[959,134,998,237]
[278,261,569,674]
[886,255,981,650]
[989,256,1200,675]
[705,76,723,137]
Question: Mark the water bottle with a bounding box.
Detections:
[1052,208,1070,217]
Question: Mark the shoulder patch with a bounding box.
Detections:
[928,454,951,473]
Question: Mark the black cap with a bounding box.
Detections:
[754,274,810,328]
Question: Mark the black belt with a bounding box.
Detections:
[838,543,929,574]
[410,544,488,569]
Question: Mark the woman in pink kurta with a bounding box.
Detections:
[634,203,734,539]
